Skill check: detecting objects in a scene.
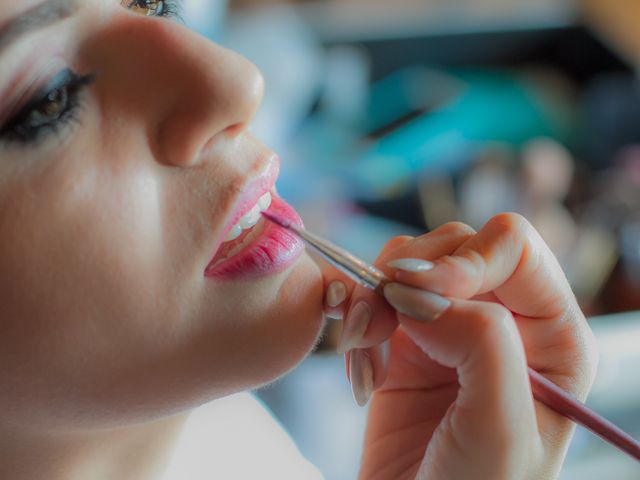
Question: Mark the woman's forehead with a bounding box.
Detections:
[0,0,57,20]
[0,0,78,53]
[0,0,80,26]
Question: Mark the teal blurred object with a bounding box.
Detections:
[294,66,577,201]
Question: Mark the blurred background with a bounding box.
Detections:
[183,0,640,478]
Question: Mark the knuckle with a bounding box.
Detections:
[584,327,599,380]
[434,221,477,239]
[438,249,487,295]
[452,248,487,275]
[488,303,514,328]
[545,307,600,400]
[574,322,600,397]
[487,212,533,239]
[474,303,514,338]
[415,251,485,298]
[382,235,414,252]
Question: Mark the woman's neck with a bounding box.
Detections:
[0,414,189,480]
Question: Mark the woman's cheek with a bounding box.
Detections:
[276,254,325,349]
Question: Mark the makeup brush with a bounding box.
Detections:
[262,211,389,293]
[262,210,640,462]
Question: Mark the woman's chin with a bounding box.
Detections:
[251,253,326,387]
[71,254,327,428]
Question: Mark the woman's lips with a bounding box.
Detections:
[204,194,304,280]
[219,156,280,242]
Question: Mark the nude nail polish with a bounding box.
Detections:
[350,349,373,407]
[387,258,435,272]
[336,301,371,354]
[383,283,450,322]
[326,281,347,308]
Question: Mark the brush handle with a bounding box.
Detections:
[373,273,639,460]
[264,214,640,461]
[528,367,640,461]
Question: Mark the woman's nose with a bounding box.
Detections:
[155,40,265,168]
[92,13,264,167]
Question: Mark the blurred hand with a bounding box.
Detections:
[322,213,598,480]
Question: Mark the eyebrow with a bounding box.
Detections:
[0,0,78,55]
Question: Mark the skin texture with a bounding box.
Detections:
[325,214,598,479]
[0,2,598,479]
[0,1,324,478]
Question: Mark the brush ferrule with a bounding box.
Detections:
[291,226,389,290]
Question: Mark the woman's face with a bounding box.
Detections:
[0,0,324,431]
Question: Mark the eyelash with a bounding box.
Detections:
[127,1,183,20]
[0,1,182,147]
[0,70,95,145]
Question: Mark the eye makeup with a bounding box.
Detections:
[125,0,183,19]
[0,68,95,145]
[0,0,188,147]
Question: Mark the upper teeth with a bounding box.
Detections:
[225,192,272,242]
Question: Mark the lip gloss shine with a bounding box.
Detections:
[204,195,304,280]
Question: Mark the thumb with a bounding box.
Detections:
[383,282,541,459]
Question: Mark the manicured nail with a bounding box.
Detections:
[383,283,450,322]
[326,281,347,308]
[350,349,373,407]
[387,258,435,272]
[337,301,371,354]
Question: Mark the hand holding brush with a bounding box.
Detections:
[264,211,639,478]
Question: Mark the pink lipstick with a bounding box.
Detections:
[204,194,305,279]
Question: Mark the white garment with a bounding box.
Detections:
[161,392,324,480]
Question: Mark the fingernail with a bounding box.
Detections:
[350,349,373,407]
[336,302,371,354]
[383,283,450,322]
[326,281,347,308]
[387,258,435,272]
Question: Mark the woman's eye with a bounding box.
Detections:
[126,1,180,18]
[29,86,70,128]
[0,70,95,145]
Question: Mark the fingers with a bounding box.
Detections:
[332,235,414,353]
[345,342,390,406]
[324,280,348,319]
[384,282,541,456]
[341,224,476,351]
[393,213,573,318]
[379,223,476,267]
[388,213,597,398]
[338,292,397,354]
[320,236,415,320]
